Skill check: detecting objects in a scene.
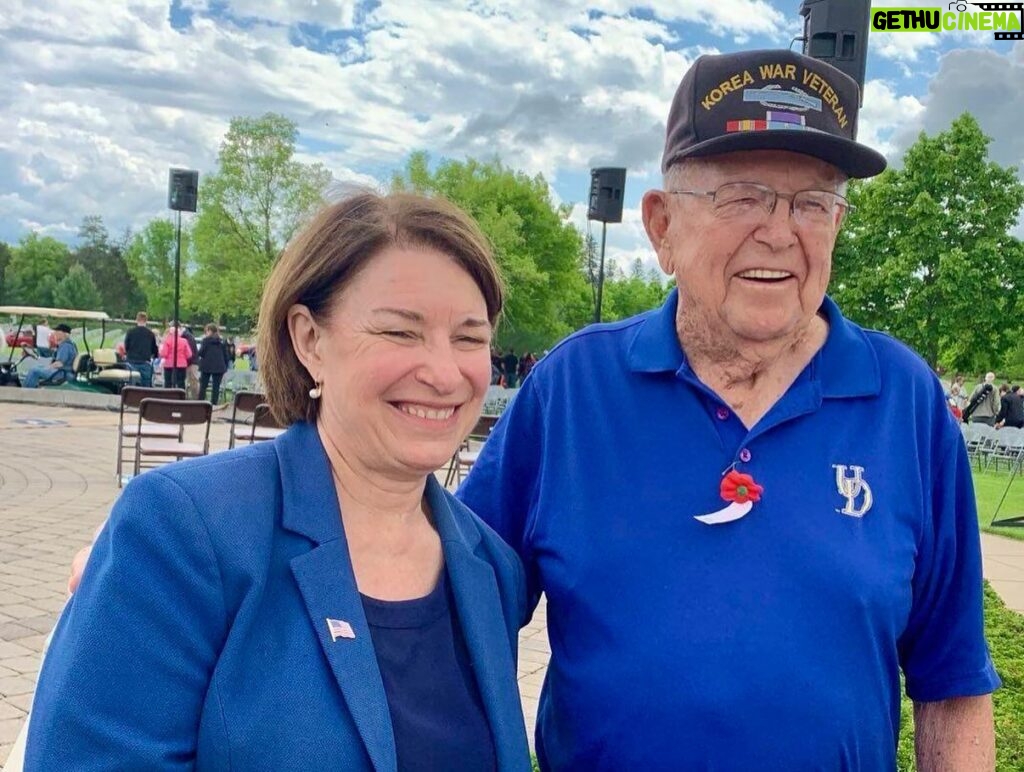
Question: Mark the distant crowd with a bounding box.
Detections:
[948,372,1024,429]
[490,348,540,389]
[21,312,259,402]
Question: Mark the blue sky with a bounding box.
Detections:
[1,1,1021,273]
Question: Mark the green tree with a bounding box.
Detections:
[601,259,674,322]
[5,233,71,306]
[72,216,146,317]
[124,219,182,321]
[189,113,331,321]
[832,113,1024,371]
[0,241,11,304]
[51,264,102,310]
[392,153,584,351]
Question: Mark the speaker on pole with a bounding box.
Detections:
[587,167,626,224]
[799,0,871,105]
[168,168,200,213]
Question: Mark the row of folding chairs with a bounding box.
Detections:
[116,387,286,487]
[962,422,1024,472]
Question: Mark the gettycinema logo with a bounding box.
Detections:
[871,2,1023,39]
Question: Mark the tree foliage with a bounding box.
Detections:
[601,259,674,322]
[72,216,145,316]
[124,219,183,322]
[189,113,331,321]
[392,153,584,350]
[5,233,71,306]
[0,241,11,305]
[832,113,1024,371]
[51,264,102,311]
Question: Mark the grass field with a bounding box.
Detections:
[896,583,1024,770]
[975,467,1024,541]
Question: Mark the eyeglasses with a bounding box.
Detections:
[668,182,851,228]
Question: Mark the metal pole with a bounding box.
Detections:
[172,209,181,387]
[594,221,608,323]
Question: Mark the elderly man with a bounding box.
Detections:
[460,50,998,769]
[967,371,999,425]
[21,323,78,388]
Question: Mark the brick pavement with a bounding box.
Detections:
[0,401,549,765]
[5,401,1024,766]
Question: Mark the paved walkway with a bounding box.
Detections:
[1,400,1023,764]
[0,401,548,765]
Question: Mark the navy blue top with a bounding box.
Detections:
[361,570,497,772]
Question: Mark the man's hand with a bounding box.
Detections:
[914,695,995,771]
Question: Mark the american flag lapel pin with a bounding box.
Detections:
[327,618,356,641]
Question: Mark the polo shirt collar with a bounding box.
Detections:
[626,289,880,399]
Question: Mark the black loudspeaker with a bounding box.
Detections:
[587,167,627,223]
[800,0,871,105]
[168,168,199,212]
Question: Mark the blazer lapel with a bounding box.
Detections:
[276,424,397,772]
[427,479,531,771]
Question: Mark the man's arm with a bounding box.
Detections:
[914,695,995,771]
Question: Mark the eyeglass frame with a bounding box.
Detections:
[666,182,853,228]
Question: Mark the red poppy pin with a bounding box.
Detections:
[695,470,764,525]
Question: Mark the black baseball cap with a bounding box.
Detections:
[54,323,73,333]
[662,49,886,179]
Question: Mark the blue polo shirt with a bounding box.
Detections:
[458,290,999,770]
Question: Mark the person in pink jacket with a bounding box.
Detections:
[159,324,193,389]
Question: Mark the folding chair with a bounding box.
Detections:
[988,428,1024,472]
[228,391,268,449]
[249,403,287,445]
[444,414,500,487]
[116,386,186,487]
[132,398,213,476]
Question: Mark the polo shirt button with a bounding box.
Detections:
[715,407,729,420]
[739,448,752,462]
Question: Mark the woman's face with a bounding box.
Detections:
[305,244,493,481]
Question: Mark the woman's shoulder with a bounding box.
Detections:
[124,444,282,526]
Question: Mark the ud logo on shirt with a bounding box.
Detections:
[832,464,873,517]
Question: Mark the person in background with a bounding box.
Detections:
[947,383,964,421]
[34,318,52,358]
[197,323,230,404]
[182,325,201,398]
[967,372,999,425]
[30,191,531,771]
[22,324,77,388]
[517,351,537,382]
[995,384,1024,429]
[501,347,518,389]
[158,324,192,390]
[123,312,159,388]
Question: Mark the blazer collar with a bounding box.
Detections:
[277,423,528,771]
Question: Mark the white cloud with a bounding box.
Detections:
[0,0,1017,253]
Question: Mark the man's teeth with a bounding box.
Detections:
[400,405,455,421]
[738,269,792,280]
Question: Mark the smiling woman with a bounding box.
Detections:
[26,192,532,772]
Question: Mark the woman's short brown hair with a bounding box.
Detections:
[258,190,504,426]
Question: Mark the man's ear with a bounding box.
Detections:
[642,189,675,275]
[287,304,323,382]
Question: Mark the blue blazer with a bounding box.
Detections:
[26,422,531,771]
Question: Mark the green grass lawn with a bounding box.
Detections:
[975,466,1024,540]
[896,583,1024,770]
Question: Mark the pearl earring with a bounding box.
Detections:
[308,381,322,399]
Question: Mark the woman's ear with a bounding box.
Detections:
[287,304,322,381]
